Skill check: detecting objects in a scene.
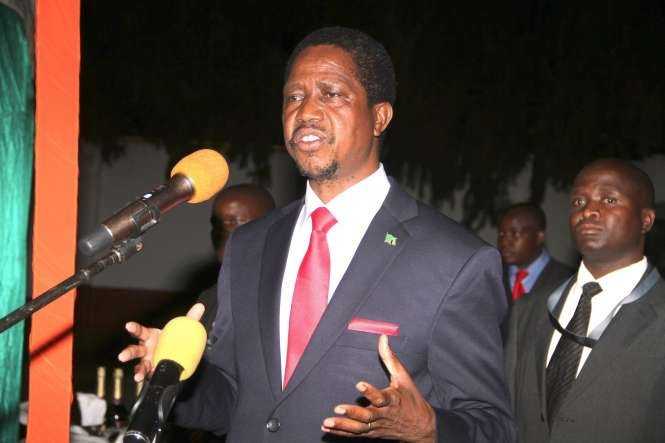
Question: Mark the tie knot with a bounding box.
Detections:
[310,207,337,233]
[581,281,602,299]
[516,269,529,281]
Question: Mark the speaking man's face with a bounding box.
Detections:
[282,45,380,186]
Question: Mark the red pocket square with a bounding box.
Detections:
[347,317,400,336]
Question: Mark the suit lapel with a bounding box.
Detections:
[258,202,301,400]
[561,289,659,406]
[278,183,417,402]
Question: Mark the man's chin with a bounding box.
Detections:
[500,254,515,264]
[297,162,339,182]
[575,237,604,254]
[577,242,609,264]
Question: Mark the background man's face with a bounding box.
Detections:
[282,45,379,185]
[569,165,648,266]
[211,195,263,262]
[498,210,544,267]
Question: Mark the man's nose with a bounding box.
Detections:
[296,95,323,123]
[582,200,601,220]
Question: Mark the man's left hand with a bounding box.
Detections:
[322,334,436,442]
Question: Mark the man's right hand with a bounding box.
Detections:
[117,303,206,382]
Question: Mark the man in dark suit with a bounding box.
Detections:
[505,159,663,442]
[498,203,573,303]
[121,27,514,442]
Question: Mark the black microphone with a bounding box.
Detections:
[124,316,207,443]
[79,149,229,256]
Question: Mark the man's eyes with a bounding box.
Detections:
[284,94,303,102]
[324,90,342,98]
[283,89,346,103]
[499,230,527,238]
[569,196,619,208]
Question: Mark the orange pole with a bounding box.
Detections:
[27,0,80,441]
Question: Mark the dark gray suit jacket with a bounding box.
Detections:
[505,271,665,443]
[174,181,515,442]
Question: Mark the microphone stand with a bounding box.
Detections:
[0,237,144,334]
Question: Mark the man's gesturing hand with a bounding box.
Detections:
[321,334,436,442]
[117,303,205,382]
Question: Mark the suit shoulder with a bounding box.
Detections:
[644,278,665,314]
[547,258,576,279]
[407,200,489,254]
[383,185,499,278]
[386,196,503,282]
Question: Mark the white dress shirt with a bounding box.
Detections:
[278,164,391,385]
[546,256,648,376]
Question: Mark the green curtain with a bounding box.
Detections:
[0,4,34,442]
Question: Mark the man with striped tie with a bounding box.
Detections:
[506,159,664,442]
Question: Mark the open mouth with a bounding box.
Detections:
[289,127,327,150]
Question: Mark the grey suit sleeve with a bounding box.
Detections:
[171,243,238,434]
[430,246,516,442]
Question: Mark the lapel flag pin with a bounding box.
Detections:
[384,232,397,246]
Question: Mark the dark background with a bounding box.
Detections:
[81,1,665,227]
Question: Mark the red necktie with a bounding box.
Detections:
[512,268,529,301]
[284,207,337,387]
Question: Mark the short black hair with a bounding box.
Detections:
[284,27,396,106]
[500,203,547,231]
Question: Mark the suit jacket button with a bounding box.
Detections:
[266,418,280,432]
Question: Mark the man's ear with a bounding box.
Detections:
[641,208,656,234]
[536,230,545,247]
[372,102,393,137]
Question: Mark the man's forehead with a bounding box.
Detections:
[286,45,359,83]
[216,194,255,209]
[573,164,633,191]
[502,209,539,227]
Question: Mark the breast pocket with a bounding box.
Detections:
[325,331,408,388]
[335,330,407,352]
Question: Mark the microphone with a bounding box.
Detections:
[79,149,229,256]
[124,316,207,443]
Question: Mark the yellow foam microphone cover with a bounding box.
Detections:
[170,149,229,203]
[153,316,207,381]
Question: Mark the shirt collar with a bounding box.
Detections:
[303,164,390,225]
[577,256,648,290]
[509,249,550,278]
